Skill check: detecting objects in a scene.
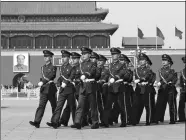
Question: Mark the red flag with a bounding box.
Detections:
[156,27,165,40]
[175,27,183,39]
[138,28,144,39]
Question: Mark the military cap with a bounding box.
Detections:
[110,48,121,55]
[138,53,148,61]
[61,50,71,57]
[90,52,99,59]
[119,54,130,63]
[98,55,107,62]
[162,54,173,65]
[71,52,81,59]
[146,56,152,66]
[80,47,92,54]
[182,56,186,63]
[43,50,54,57]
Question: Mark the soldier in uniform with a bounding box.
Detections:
[136,56,156,124]
[72,47,99,129]
[29,50,57,128]
[120,54,134,125]
[46,50,76,129]
[81,51,100,126]
[96,54,110,125]
[132,53,152,126]
[101,48,127,127]
[59,52,81,127]
[154,54,178,124]
[110,54,133,125]
[178,56,186,122]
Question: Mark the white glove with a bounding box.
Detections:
[124,82,128,84]
[134,79,140,84]
[38,81,43,87]
[72,82,75,86]
[80,75,86,81]
[61,82,66,88]
[157,82,161,86]
[109,78,115,83]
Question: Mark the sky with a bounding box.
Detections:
[97,2,185,49]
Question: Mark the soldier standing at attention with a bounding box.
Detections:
[178,56,186,122]
[154,54,178,124]
[46,50,76,129]
[72,47,99,129]
[96,54,110,126]
[101,48,127,128]
[59,52,81,127]
[132,53,152,126]
[29,50,57,128]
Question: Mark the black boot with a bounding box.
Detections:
[120,123,126,127]
[29,121,40,128]
[91,123,99,129]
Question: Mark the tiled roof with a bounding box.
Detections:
[122,37,164,46]
[1,2,108,15]
[1,22,118,35]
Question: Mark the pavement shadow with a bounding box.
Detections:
[1,106,9,109]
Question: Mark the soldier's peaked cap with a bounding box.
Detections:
[119,54,130,63]
[98,55,107,61]
[138,53,148,61]
[182,56,186,63]
[162,54,173,65]
[110,48,121,55]
[71,52,81,59]
[43,50,54,57]
[146,56,152,66]
[90,52,99,59]
[80,47,92,54]
[61,50,71,57]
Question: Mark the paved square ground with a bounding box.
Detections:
[1,100,185,140]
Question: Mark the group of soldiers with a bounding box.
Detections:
[29,47,186,129]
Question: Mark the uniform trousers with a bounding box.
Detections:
[34,92,57,124]
[51,90,76,125]
[154,85,177,123]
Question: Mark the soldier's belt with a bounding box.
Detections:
[115,79,123,83]
[47,80,54,84]
[85,79,95,82]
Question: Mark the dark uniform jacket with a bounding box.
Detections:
[79,59,96,94]
[72,63,81,96]
[40,62,57,94]
[97,65,110,94]
[159,66,177,89]
[108,60,124,94]
[57,62,76,94]
[134,66,152,94]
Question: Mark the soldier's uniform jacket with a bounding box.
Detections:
[97,65,110,93]
[122,65,133,83]
[148,70,156,85]
[40,62,57,94]
[72,63,81,96]
[135,66,152,83]
[108,60,124,94]
[79,59,96,94]
[134,66,152,94]
[58,62,76,94]
[180,68,186,91]
[159,66,177,87]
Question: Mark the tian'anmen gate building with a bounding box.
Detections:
[1,1,185,86]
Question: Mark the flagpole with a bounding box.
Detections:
[156,25,157,50]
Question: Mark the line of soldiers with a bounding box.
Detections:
[29,47,186,129]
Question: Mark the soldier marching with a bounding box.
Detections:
[30,47,185,129]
